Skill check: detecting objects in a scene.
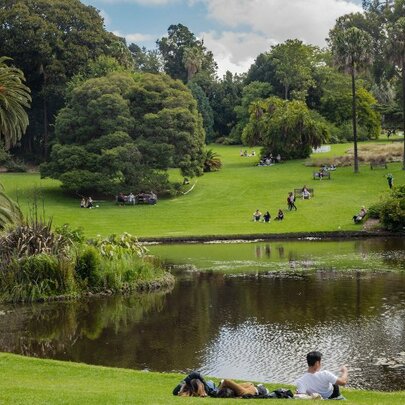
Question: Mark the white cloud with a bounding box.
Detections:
[200,30,275,76]
[196,0,362,75]
[202,0,362,46]
[113,30,157,43]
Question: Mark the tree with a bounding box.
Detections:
[270,39,317,101]
[157,24,217,83]
[329,26,373,172]
[203,149,222,172]
[0,57,31,150]
[41,72,205,194]
[0,0,131,158]
[188,81,214,142]
[129,43,162,73]
[319,69,381,139]
[242,97,328,159]
[387,17,405,169]
[232,81,273,142]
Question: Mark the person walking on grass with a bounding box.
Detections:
[287,192,297,211]
[295,351,348,400]
[386,173,394,189]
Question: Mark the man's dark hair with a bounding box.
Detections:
[307,351,322,366]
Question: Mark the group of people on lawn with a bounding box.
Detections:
[80,196,94,209]
[174,351,348,400]
[251,186,311,222]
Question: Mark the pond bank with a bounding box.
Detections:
[0,353,403,404]
[140,229,403,244]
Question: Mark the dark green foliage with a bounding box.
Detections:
[203,149,222,172]
[373,185,405,232]
[157,24,217,83]
[41,72,204,194]
[0,0,132,157]
[76,245,101,286]
[188,81,214,142]
[368,185,405,231]
[242,97,329,159]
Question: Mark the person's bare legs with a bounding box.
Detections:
[219,379,257,396]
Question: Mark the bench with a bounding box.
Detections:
[294,188,314,199]
[313,171,331,180]
[370,161,387,170]
[135,193,157,205]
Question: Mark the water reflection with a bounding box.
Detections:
[1,269,405,391]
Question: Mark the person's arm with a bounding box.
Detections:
[335,365,348,386]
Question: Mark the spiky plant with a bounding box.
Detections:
[203,149,222,172]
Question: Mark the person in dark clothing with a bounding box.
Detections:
[287,192,297,211]
[275,209,284,220]
[263,211,271,223]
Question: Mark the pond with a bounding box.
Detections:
[0,237,404,391]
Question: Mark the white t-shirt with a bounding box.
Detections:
[295,370,338,399]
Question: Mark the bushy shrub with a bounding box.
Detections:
[368,185,405,231]
[75,245,101,287]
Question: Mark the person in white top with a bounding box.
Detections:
[295,351,348,399]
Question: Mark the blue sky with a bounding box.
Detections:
[82,0,363,76]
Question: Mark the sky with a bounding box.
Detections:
[81,0,364,77]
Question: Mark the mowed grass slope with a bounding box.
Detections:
[1,142,404,238]
[0,353,404,405]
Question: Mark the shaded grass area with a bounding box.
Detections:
[0,353,404,405]
[0,141,404,238]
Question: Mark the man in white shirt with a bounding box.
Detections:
[295,351,348,399]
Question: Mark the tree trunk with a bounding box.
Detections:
[351,63,359,173]
[43,71,48,160]
[402,66,405,170]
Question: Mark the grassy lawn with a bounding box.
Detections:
[0,353,403,405]
[0,141,404,238]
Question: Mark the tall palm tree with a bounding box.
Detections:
[387,17,405,170]
[183,47,203,82]
[329,27,372,173]
[0,56,31,150]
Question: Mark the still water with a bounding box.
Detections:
[0,238,404,391]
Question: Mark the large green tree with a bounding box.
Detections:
[0,0,131,158]
[157,24,217,83]
[0,57,31,150]
[270,39,318,101]
[242,97,329,159]
[329,26,373,173]
[41,72,205,194]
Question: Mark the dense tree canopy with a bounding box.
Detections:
[242,97,329,159]
[0,0,131,157]
[157,24,217,83]
[41,72,205,194]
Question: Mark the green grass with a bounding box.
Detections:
[0,141,404,238]
[0,353,403,404]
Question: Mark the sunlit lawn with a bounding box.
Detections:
[0,353,404,405]
[0,140,404,238]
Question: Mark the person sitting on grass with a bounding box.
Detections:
[302,186,311,200]
[295,351,348,400]
[263,211,271,223]
[80,197,86,208]
[253,209,262,222]
[275,209,284,220]
[353,206,367,224]
[87,196,94,209]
